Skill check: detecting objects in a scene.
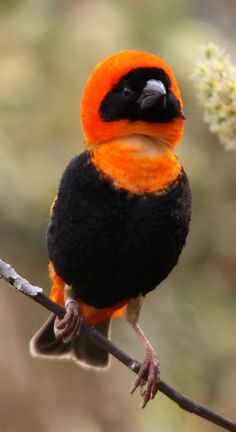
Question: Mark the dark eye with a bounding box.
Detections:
[122,87,134,100]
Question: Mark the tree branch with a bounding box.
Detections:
[0,258,235,432]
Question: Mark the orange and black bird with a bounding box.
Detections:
[31,50,191,407]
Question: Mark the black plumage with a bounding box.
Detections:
[47,151,191,309]
[99,67,183,123]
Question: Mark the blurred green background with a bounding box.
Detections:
[0,0,235,431]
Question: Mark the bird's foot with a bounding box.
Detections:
[130,351,160,408]
[54,299,83,343]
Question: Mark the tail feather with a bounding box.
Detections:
[30,315,71,357]
[73,319,111,368]
[30,315,111,369]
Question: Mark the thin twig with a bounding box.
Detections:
[0,258,235,432]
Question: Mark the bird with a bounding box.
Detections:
[30,50,191,408]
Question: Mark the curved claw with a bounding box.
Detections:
[54,299,83,343]
[130,353,160,408]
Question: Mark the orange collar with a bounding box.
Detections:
[91,134,181,195]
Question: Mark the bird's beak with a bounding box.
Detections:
[139,79,166,111]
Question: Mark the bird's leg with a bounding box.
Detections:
[54,284,83,343]
[126,295,160,408]
[130,320,160,407]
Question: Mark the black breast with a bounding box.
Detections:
[47,151,191,308]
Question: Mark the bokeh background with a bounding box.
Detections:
[0,0,236,431]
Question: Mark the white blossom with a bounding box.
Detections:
[191,43,236,150]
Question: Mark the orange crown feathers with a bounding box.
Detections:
[80,50,184,147]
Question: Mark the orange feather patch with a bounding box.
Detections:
[48,261,65,306]
[92,135,182,195]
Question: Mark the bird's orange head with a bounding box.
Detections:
[80,50,184,148]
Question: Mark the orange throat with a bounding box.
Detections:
[91,134,182,195]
